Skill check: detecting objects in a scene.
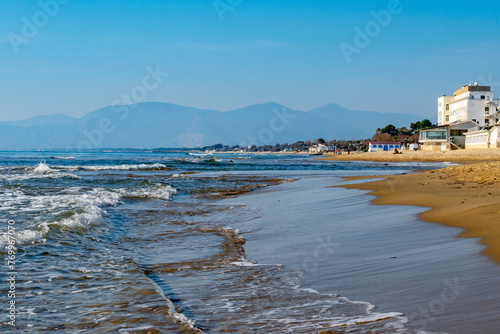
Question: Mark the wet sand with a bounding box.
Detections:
[337,162,500,264]
[221,172,500,333]
[322,148,500,163]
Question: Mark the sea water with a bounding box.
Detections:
[0,152,497,333]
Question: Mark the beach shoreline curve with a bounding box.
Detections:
[334,161,500,264]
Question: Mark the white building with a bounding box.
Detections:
[438,82,500,127]
[419,121,479,150]
[309,144,334,153]
[368,142,401,152]
[465,127,500,149]
[420,82,500,150]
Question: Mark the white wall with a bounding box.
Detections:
[449,98,492,126]
[490,128,500,148]
[438,96,454,125]
[441,87,496,127]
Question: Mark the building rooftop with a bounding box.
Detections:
[369,142,401,145]
[454,83,491,96]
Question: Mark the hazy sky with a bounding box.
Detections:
[1,0,499,121]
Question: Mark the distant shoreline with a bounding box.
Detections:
[0,148,312,155]
[321,148,500,163]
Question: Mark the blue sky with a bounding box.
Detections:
[1,0,499,121]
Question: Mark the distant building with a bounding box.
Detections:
[420,82,500,150]
[309,144,333,153]
[408,143,419,151]
[438,82,500,127]
[368,142,401,152]
[419,121,479,151]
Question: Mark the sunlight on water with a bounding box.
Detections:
[0,152,455,333]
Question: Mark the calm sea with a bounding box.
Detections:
[0,152,473,333]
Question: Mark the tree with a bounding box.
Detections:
[316,138,326,145]
[381,124,398,136]
[410,119,433,131]
[397,127,412,136]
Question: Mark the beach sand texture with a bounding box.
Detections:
[322,148,500,162]
[338,161,500,264]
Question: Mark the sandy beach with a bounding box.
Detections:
[225,169,500,333]
[337,161,500,264]
[322,147,500,163]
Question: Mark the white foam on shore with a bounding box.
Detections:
[118,326,157,333]
[119,184,177,200]
[0,181,177,251]
[81,163,168,171]
[146,275,205,333]
[230,255,259,267]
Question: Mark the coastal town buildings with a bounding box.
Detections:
[438,83,500,127]
[308,144,334,154]
[420,83,500,150]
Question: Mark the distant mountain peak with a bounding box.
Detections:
[0,102,434,149]
[0,113,77,128]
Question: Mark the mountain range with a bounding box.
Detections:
[0,102,434,149]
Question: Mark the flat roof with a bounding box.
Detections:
[455,85,491,96]
[369,142,401,145]
[418,120,478,131]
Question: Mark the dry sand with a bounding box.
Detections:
[336,161,500,264]
[322,147,500,162]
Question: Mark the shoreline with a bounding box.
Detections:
[222,170,500,333]
[321,147,500,163]
[335,162,500,264]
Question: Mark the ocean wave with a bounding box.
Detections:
[0,227,48,250]
[34,163,171,172]
[81,163,170,171]
[0,173,80,182]
[0,182,177,251]
[0,163,80,181]
[119,183,177,200]
[33,161,54,173]
[189,152,212,157]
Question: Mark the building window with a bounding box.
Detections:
[485,119,490,125]
[481,95,485,99]
[472,119,477,123]
[425,130,447,140]
[486,107,490,111]
[439,102,442,107]
[471,95,475,99]
[450,130,467,136]
[446,115,449,122]
[446,104,449,110]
